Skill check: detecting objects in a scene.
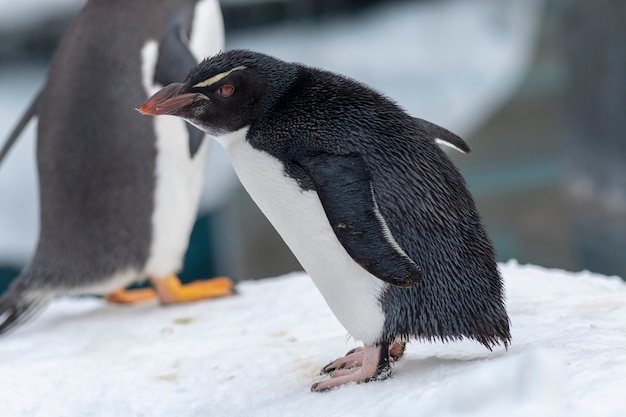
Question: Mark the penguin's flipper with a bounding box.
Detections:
[0,92,39,166]
[154,25,205,157]
[150,275,235,304]
[413,117,470,154]
[298,153,422,288]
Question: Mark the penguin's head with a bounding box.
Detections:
[139,49,297,135]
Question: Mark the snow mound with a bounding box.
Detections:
[0,262,625,416]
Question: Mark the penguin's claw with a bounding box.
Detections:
[320,348,364,374]
[150,275,235,304]
[105,288,158,304]
[312,344,392,392]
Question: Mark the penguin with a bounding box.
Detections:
[138,49,511,391]
[0,0,235,335]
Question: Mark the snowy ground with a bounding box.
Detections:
[1,261,625,417]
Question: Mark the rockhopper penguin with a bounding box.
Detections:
[0,0,234,335]
[139,50,511,391]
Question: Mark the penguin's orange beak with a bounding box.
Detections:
[138,83,199,116]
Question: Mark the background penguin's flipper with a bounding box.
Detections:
[0,92,39,166]
[154,27,198,86]
[413,117,470,154]
[298,153,422,288]
[154,24,205,157]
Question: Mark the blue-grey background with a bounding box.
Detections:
[1,0,624,293]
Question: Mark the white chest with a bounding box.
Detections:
[216,128,387,344]
[144,116,210,277]
[188,0,224,60]
[138,0,224,277]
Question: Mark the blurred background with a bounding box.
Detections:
[1,0,625,294]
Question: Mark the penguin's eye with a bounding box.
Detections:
[216,84,235,97]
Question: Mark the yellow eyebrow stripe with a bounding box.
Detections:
[193,66,247,88]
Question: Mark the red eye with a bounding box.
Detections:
[217,84,235,97]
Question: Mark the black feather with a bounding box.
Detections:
[176,50,511,348]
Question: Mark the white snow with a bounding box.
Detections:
[1,261,625,417]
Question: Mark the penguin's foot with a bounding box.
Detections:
[105,288,158,304]
[320,340,406,374]
[150,275,235,304]
[311,343,392,392]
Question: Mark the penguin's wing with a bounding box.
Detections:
[297,153,422,288]
[0,92,39,166]
[154,27,205,157]
[413,117,470,154]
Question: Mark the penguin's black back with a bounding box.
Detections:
[34,2,150,285]
[27,0,202,289]
[0,0,216,334]
[371,139,509,348]
[248,63,510,348]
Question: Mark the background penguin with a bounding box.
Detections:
[0,0,234,335]
[139,49,511,391]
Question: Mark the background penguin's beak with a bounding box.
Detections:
[138,83,199,116]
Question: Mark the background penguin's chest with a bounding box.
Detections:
[143,116,209,277]
[221,129,387,344]
[138,10,219,278]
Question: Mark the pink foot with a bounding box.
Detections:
[311,344,392,392]
[320,340,406,375]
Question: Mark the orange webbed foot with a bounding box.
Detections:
[150,275,235,304]
[105,288,158,304]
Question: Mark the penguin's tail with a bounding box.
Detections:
[0,91,40,167]
[0,277,51,335]
[413,117,471,154]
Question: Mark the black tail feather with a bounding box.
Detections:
[413,117,471,154]
[0,289,50,335]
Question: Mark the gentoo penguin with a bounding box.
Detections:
[139,50,511,391]
[0,0,234,335]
